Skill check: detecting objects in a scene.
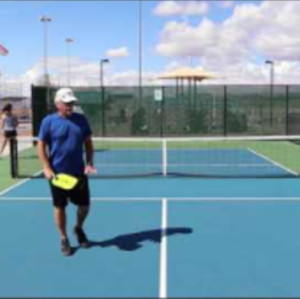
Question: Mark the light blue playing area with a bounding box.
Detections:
[1,176,300,297]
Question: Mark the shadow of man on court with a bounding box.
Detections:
[73,227,193,253]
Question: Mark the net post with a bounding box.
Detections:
[9,138,18,178]
[162,138,167,176]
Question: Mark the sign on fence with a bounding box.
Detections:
[154,88,163,101]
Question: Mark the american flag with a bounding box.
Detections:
[0,44,8,56]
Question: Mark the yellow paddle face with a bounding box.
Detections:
[51,174,78,190]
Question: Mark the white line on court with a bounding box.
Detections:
[159,198,168,299]
[0,171,43,199]
[2,197,300,201]
[248,148,297,175]
[0,178,34,198]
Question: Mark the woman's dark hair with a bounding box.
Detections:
[2,103,12,112]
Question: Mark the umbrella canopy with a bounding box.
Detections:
[158,67,215,81]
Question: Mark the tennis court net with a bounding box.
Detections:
[10,136,300,178]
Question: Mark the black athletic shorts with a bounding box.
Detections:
[49,175,90,208]
[4,130,17,138]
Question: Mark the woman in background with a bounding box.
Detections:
[0,103,18,157]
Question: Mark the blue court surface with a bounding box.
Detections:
[89,147,296,178]
[2,176,300,298]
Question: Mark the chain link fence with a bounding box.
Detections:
[31,84,300,137]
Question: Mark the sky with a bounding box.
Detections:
[1,0,300,95]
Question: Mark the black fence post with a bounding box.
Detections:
[223,85,227,136]
[101,86,106,137]
[160,86,165,138]
[286,85,289,135]
[31,85,49,137]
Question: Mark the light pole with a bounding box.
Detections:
[65,38,74,86]
[100,58,109,136]
[40,15,52,86]
[265,60,274,126]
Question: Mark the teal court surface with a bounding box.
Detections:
[2,176,300,297]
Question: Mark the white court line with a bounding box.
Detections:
[0,170,43,198]
[248,148,297,175]
[0,178,34,198]
[2,197,300,201]
[159,198,168,299]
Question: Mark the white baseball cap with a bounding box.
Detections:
[54,88,78,103]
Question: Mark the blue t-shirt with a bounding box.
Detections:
[38,113,92,176]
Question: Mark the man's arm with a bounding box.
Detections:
[37,140,55,179]
[84,136,97,174]
[84,136,94,166]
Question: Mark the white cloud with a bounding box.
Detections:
[107,70,159,86]
[4,1,300,93]
[154,1,209,16]
[106,47,129,58]
[2,58,300,99]
[1,56,162,95]
[219,1,235,9]
[154,1,181,16]
[184,1,210,16]
[154,1,300,83]
[155,2,263,62]
[156,18,218,57]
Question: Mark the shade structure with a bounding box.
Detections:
[158,67,215,81]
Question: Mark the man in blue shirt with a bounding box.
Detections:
[38,88,96,256]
